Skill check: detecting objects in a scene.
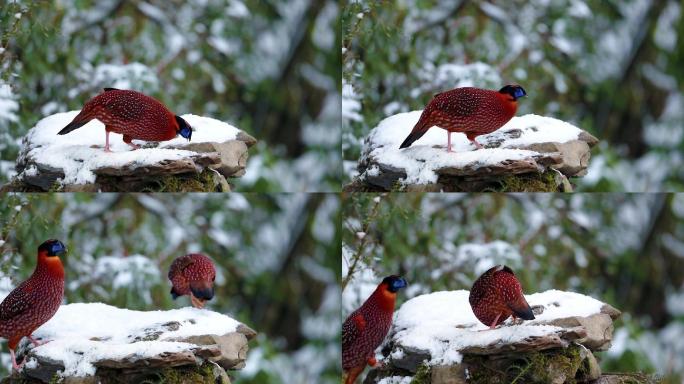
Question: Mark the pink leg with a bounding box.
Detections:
[10,349,24,371]
[104,131,112,152]
[127,142,140,150]
[471,138,483,150]
[489,313,502,329]
[29,335,49,346]
[447,131,452,152]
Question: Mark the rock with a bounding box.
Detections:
[389,345,431,373]
[364,290,622,384]
[346,112,598,192]
[430,365,467,384]
[5,303,254,384]
[3,111,256,192]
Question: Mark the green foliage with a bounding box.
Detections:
[410,363,431,384]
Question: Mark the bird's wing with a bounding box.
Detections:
[168,255,196,279]
[342,313,366,349]
[432,89,483,117]
[99,96,145,121]
[0,282,33,322]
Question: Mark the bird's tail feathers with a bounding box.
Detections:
[509,298,535,320]
[57,119,88,135]
[399,116,430,149]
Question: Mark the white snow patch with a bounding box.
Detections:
[31,303,240,377]
[0,83,19,123]
[18,111,242,185]
[391,289,606,365]
[362,111,585,185]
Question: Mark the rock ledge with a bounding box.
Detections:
[346,112,598,192]
[3,112,256,192]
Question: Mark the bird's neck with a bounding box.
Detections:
[370,285,397,313]
[36,255,65,279]
[497,93,518,117]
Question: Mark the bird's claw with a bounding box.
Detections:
[190,294,206,309]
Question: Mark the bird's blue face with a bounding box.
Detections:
[499,85,527,100]
[383,275,408,293]
[40,239,67,257]
[175,115,192,141]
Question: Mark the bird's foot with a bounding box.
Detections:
[12,360,25,371]
[471,140,483,150]
[190,294,206,309]
[127,143,140,150]
[104,146,113,153]
[28,336,49,346]
[367,357,384,368]
[10,350,24,371]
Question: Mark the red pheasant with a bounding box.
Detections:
[0,239,66,370]
[168,253,216,309]
[58,88,192,152]
[399,85,526,152]
[469,265,534,329]
[342,275,407,384]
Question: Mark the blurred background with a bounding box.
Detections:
[0,193,341,383]
[342,193,684,383]
[342,0,684,191]
[0,0,341,192]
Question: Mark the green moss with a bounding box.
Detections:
[151,363,217,384]
[498,172,560,192]
[466,345,585,384]
[410,363,431,384]
[95,169,229,192]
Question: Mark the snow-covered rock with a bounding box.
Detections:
[350,112,598,192]
[6,303,256,383]
[365,289,620,384]
[5,111,256,192]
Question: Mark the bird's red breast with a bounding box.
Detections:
[0,243,66,349]
[342,282,397,371]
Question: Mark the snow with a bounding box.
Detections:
[361,111,585,185]
[413,62,502,98]
[0,83,19,124]
[0,275,13,302]
[29,303,241,377]
[390,289,607,365]
[18,110,242,185]
[342,79,362,123]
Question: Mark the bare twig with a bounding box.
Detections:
[341,194,385,292]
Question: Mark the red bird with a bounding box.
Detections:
[57,88,192,152]
[342,275,407,384]
[0,239,66,370]
[469,265,534,329]
[168,253,216,309]
[399,85,527,152]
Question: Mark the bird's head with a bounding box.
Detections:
[38,239,67,258]
[381,275,408,293]
[175,115,193,141]
[499,84,527,101]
